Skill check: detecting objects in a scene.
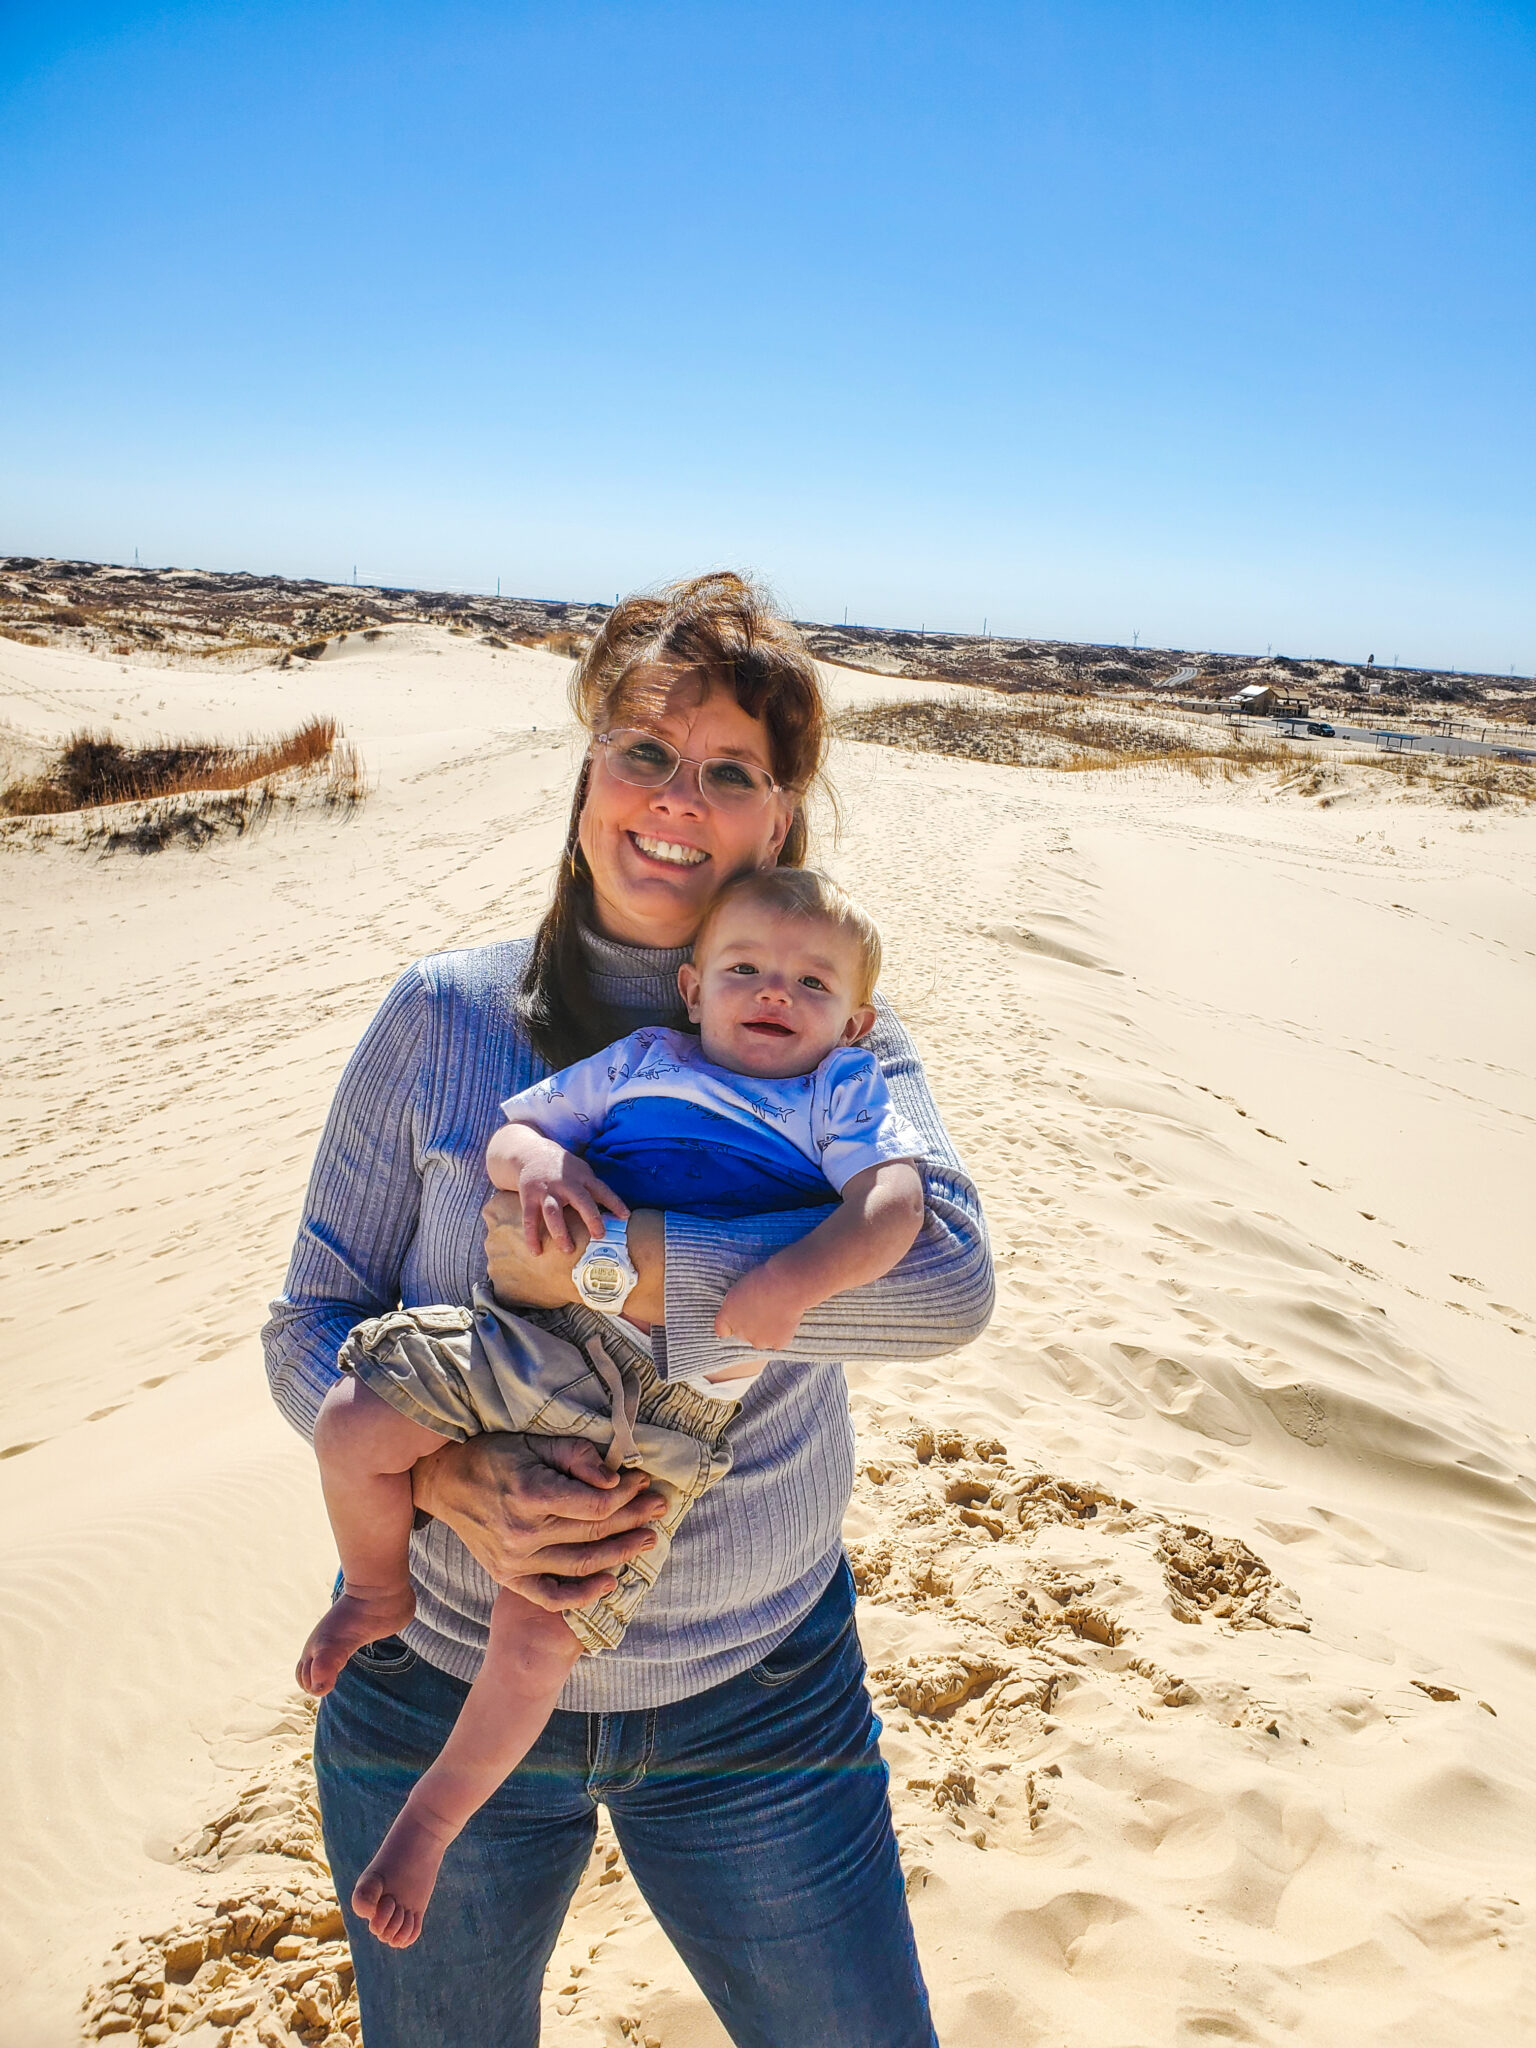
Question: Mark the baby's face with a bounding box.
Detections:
[678,901,875,1079]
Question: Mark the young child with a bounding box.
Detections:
[297,868,926,1947]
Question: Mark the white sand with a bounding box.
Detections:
[1,629,1532,2046]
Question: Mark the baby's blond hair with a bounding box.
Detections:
[692,868,883,1005]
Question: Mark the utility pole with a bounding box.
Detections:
[352,564,357,586]
[496,577,500,597]
[1133,629,1139,649]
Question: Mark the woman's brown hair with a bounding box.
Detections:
[519,571,831,1067]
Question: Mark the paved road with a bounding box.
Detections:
[1275,718,1536,763]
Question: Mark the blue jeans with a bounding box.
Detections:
[314,1560,937,2048]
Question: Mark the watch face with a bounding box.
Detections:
[581,1257,626,1301]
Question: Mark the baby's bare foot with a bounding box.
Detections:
[297,1585,416,1698]
[351,1806,454,1948]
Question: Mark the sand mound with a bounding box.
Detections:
[84,1752,357,2045]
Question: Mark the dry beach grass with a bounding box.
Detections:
[0,715,367,853]
[1,714,349,813]
[834,692,1295,779]
[837,691,1536,806]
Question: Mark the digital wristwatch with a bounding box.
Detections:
[573,1215,639,1317]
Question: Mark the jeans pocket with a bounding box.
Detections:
[352,1634,417,1676]
[748,1561,857,1690]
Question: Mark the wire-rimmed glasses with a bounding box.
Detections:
[593,729,784,810]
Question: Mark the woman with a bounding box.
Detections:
[264,572,994,2047]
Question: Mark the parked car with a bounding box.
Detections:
[1306,721,1335,738]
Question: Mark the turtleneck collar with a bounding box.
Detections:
[578,923,691,1025]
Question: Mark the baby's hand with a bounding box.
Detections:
[486,1126,628,1254]
[715,1264,806,1352]
[520,1148,630,1255]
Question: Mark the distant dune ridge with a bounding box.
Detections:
[0,555,612,667]
[1,612,1532,2046]
[4,553,1533,720]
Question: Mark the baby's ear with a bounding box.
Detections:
[678,961,703,1021]
[842,1004,877,1045]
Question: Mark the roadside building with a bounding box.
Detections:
[1223,683,1275,713]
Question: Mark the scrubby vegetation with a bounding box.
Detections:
[0,556,608,667]
[834,695,1291,779]
[1,716,343,815]
[1281,748,1536,809]
[836,693,1536,807]
[539,628,590,658]
[803,617,1535,723]
[0,716,367,852]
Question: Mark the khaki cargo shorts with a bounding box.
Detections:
[338,1287,737,1655]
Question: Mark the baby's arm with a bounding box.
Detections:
[486,1121,629,1255]
[714,1158,925,1352]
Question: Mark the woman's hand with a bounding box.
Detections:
[411,1430,668,1611]
[482,1192,666,1323]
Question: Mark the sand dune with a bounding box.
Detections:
[1,629,1532,2045]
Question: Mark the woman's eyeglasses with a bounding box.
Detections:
[593,729,784,810]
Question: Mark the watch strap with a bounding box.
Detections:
[575,1213,637,1312]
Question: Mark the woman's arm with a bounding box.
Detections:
[483,1002,994,1384]
[265,966,668,1604]
[262,967,432,1439]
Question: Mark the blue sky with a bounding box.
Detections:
[2,1,1531,669]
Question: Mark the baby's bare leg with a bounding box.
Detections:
[351,1588,584,1948]
[298,1377,450,1699]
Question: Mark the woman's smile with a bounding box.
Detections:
[629,831,708,867]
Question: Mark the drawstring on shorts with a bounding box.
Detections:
[584,1336,642,1471]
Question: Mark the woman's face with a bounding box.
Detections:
[579,671,796,949]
